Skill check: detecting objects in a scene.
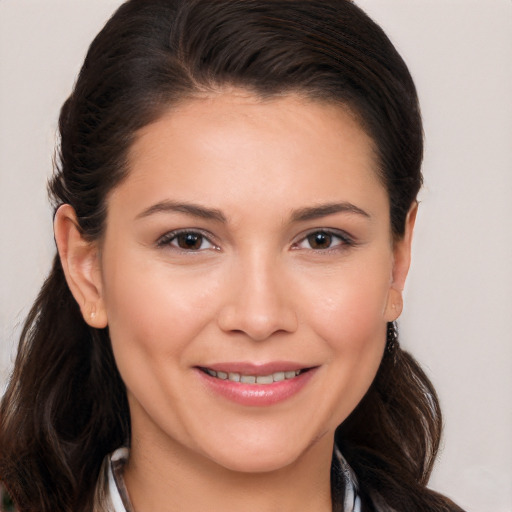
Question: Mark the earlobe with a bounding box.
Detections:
[385,203,418,322]
[385,289,403,322]
[54,204,108,328]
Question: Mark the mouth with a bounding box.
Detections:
[196,363,317,406]
[198,367,310,385]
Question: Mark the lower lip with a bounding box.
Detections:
[196,368,317,406]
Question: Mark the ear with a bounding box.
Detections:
[384,203,418,322]
[54,204,108,328]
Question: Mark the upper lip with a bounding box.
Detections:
[197,361,314,376]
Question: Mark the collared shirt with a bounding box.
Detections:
[95,446,361,512]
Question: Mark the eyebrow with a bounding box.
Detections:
[291,202,370,222]
[136,200,370,224]
[136,200,227,223]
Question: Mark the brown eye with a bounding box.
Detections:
[176,232,204,250]
[293,230,353,252]
[307,231,333,249]
[158,230,217,251]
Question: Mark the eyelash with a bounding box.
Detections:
[156,229,219,252]
[292,229,356,252]
[157,229,355,253]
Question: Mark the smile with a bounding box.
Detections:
[196,365,317,406]
[200,368,304,384]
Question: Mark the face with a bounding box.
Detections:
[90,92,409,473]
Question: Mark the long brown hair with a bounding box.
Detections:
[0,1,464,511]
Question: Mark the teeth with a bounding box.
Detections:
[204,368,303,384]
[256,374,274,384]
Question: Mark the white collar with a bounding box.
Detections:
[107,447,131,512]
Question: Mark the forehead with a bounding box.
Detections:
[112,91,387,221]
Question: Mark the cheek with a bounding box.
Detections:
[295,256,392,422]
[311,283,388,385]
[303,258,392,345]
[101,251,222,364]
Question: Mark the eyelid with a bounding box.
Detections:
[156,228,220,251]
[291,228,356,251]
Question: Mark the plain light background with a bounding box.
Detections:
[1,1,511,510]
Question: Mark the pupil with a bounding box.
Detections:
[178,233,202,249]
[309,232,331,249]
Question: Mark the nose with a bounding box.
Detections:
[217,256,298,341]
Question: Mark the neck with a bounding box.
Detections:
[123,426,334,512]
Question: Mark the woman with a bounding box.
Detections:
[0,1,466,511]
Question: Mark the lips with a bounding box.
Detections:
[195,363,317,406]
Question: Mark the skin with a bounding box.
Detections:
[55,91,416,512]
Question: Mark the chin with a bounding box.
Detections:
[200,429,327,474]
[209,448,300,474]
